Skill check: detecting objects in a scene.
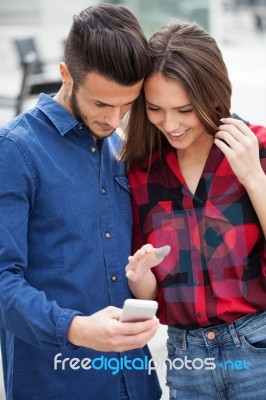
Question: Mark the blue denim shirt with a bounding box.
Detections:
[0,94,162,400]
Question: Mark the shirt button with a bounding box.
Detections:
[78,124,83,130]
[111,275,117,282]
[194,280,200,286]
[197,312,202,318]
[207,332,216,340]
[188,210,193,216]
[90,146,97,153]
[105,232,111,238]
[192,245,197,251]
[101,187,106,194]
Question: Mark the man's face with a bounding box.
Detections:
[59,66,143,141]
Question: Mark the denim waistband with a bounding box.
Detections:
[167,311,266,349]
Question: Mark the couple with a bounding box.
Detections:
[0,3,266,400]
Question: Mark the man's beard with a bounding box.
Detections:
[69,89,114,141]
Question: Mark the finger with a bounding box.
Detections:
[117,324,159,351]
[215,129,242,149]
[125,269,139,281]
[216,127,257,156]
[214,137,234,156]
[119,317,159,335]
[218,121,247,142]
[130,247,155,267]
[142,243,155,253]
[126,255,142,273]
[220,118,253,137]
[108,306,123,321]
[125,254,135,272]
[217,117,254,146]
[135,248,147,260]
[129,324,159,345]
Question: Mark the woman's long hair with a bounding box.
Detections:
[120,20,232,166]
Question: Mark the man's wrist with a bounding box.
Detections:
[67,315,85,346]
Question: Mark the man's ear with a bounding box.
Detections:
[59,62,73,90]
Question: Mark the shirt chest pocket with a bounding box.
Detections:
[114,176,132,226]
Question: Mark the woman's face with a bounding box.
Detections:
[144,72,212,152]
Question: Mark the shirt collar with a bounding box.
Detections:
[35,93,79,136]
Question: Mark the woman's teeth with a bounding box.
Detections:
[170,130,187,137]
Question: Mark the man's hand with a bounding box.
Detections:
[67,306,159,352]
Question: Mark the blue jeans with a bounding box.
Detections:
[166,311,266,400]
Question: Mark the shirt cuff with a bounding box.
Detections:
[56,309,83,349]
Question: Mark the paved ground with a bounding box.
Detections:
[0,8,265,400]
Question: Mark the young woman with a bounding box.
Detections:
[121,20,266,400]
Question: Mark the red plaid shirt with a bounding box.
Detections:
[128,123,266,329]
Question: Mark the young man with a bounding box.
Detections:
[0,4,161,400]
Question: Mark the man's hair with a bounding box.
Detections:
[64,3,150,86]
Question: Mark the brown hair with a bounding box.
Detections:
[120,20,232,165]
[64,3,150,87]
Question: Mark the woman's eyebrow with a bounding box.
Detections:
[146,100,192,109]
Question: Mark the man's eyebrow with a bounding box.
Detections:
[93,99,135,107]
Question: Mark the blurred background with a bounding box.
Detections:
[0,0,265,126]
[0,0,266,398]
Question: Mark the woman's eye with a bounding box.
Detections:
[147,106,160,112]
[179,109,193,114]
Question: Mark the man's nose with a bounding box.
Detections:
[106,108,123,129]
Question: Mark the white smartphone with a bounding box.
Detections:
[120,299,158,322]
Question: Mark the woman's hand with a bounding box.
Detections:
[214,117,263,188]
[125,244,171,282]
[125,244,158,282]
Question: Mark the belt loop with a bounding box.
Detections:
[228,323,241,348]
[181,330,187,351]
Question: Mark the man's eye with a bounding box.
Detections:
[95,103,106,108]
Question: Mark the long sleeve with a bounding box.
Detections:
[0,136,80,349]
